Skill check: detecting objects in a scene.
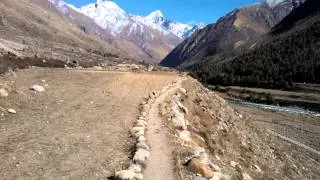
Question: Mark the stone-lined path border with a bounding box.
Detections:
[114,78,184,180]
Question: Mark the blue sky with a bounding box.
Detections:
[65,0,261,24]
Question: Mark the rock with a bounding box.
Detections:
[136,141,150,150]
[135,122,146,128]
[131,127,145,137]
[178,102,188,114]
[179,130,191,142]
[209,162,221,172]
[254,164,262,172]
[93,66,103,70]
[130,64,140,70]
[194,176,207,180]
[141,111,147,117]
[138,136,146,142]
[134,130,144,137]
[215,155,221,161]
[131,127,144,133]
[137,120,147,126]
[210,174,220,180]
[141,104,150,112]
[138,116,146,121]
[30,85,45,92]
[133,148,150,167]
[184,140,199,148]
[171,108,187,130]
[210,172,231,180]
[7,109,16,114]
[115,169,143,180]
[0,88,8,97]
[242,172,252,180]
[192,147,209,165]
[230,161,238,167]
[179,88,187,95]
[192,147,206,157]
[147,65,154,72]
[128,164,142,173]
[187,158,214,179]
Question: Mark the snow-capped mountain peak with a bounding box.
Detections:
[145,10,164,23]
[95,0,124,12]
[48,0,204,39]
[262,0,285,7]
[79,0,129,34]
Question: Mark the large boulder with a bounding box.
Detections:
[187,158,214,179]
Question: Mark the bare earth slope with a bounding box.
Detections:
[0,0,129,63]
[0,68,179,179]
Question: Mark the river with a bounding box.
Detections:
[231,100,320,117]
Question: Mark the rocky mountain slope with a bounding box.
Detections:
[0,0,133,65]
[187,0,320,89]
[160,0,294,67]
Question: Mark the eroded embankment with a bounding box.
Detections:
[159,77,320,180]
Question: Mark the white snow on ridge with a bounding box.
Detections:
[262,0,285,7]
[79,0,130,34]
[48,0,205,39]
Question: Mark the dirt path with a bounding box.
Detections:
[0,68,179,179]
[144,80,183,180]
[271,130,320,157]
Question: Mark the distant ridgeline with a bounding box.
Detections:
[187,0,320,89]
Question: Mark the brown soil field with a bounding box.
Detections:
[0,68,179,179]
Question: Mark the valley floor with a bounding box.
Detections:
[0,68,319,180]
[0,68,179,179]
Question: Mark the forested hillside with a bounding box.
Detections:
[188,0,320,89]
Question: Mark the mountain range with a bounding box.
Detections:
[48,0,204,63]
[160,0,297,67]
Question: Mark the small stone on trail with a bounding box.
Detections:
[7,109,16,114]
[254,164,262,172]
[230,161,238,167]
[136,141,150,150]
[30,85,45,92]
[242,172,252,180]
[128,164,142,173]
[0,88,8,97]
[138,136,146,141]
[115,169,143,180]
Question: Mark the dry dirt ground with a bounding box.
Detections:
[0,68,179,179]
